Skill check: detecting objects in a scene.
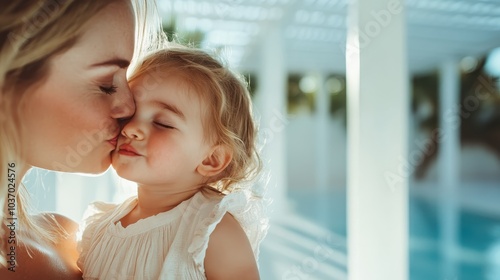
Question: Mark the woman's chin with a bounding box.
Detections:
[74,156,112,175]
[75,162,112,176]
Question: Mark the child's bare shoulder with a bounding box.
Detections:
[204,213,260,280]
[212,212,242,235]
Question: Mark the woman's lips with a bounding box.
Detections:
[118,143,141,156]
[108,136,118,147]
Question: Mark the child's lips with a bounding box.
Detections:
[118,143,141,156]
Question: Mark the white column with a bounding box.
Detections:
[315,73,331,225]
[346,0,408,279]
[255,25,287,217]
[315,73,330,190]
[438,59,460,278]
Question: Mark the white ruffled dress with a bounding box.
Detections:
[77,190,268,280]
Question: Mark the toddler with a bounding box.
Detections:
[77,45,268,279]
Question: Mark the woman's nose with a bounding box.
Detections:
[110,83,135,120]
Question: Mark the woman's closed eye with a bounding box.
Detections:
[99,85,117,95]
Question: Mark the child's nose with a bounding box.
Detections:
[121,119,145,140]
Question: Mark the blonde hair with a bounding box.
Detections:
[0,0,165,265]
[129,45,262,194]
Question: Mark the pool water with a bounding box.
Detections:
[258,189,500,280]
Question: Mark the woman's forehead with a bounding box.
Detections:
[77,2,135,63]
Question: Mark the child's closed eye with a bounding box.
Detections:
[154,122,175,129]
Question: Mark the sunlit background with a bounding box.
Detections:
[24,0,500,279]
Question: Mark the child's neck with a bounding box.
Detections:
[119,185,200,228]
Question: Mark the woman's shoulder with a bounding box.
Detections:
[0,246,82,280]
[38,212,80,254]
[0,235,82,280]
[0,213,82,279]
[40,212,79,235]
[38,213,81,273]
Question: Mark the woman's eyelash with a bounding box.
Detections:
[99,85,117,95]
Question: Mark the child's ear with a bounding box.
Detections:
[196,145,233,177]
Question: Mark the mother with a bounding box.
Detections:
[0,1,162,278]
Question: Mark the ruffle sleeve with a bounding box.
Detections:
[187,190,269,274]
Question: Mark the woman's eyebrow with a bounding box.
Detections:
[91,58,130,68]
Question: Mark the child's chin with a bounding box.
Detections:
[111,162,132,179]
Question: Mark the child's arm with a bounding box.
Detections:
[204,213,260,280]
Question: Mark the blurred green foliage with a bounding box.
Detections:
[242,73,257,98]
[412,58,500,178]
[162,17,204,48]
[287,74,315,115]
[286,74,346,122]
[328,75,347,124]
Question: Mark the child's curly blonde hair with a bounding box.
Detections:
[129,45,262,194]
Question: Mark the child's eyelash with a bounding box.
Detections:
[154,122,174,129]
[99,85,117,95]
